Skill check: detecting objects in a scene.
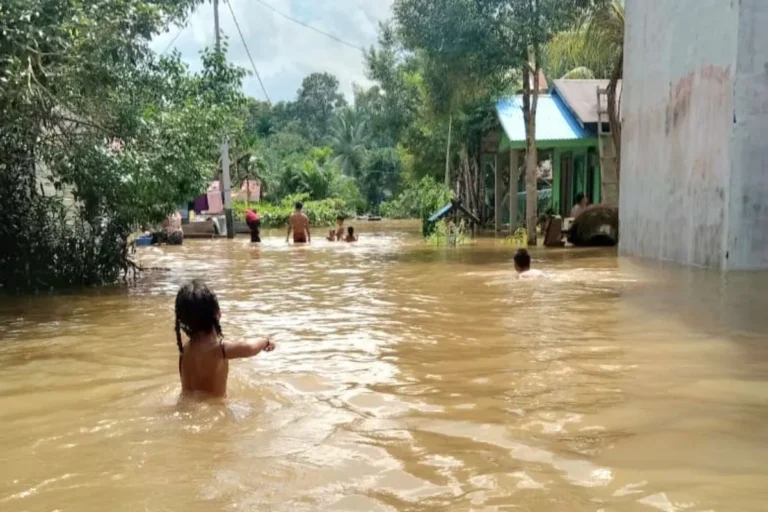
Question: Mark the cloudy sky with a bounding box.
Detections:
[150,0,395,103]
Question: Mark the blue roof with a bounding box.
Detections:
[496,94,588,143]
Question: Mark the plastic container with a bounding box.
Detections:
[135,235,153,247]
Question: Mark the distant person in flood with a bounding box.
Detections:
[245,208,260,243]
[344,226,358,242]
[286,201,310,244]
[571,192,589,218]
[513,248,544,279]
[334,215,345,240]
[174,280,275,398]
[154,211,183,245]
[326,215,345,241]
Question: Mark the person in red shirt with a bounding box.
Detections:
[245,208,260,243]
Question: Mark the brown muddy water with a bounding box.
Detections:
[1,221,767,511]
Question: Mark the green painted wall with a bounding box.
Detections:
[552,145,595,216]
[494,126,604,219]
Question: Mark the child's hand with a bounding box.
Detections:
[258,337,275,352]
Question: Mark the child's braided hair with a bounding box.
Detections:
[174,280,223,354]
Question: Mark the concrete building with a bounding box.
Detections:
[620,0,768,270]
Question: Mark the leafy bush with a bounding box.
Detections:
[0,1,245,292]
[498,228,529,247]
[380,176,452,219]
[427,219,471,246]
[233,193,353,229]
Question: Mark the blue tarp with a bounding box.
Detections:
[496,94,588,143]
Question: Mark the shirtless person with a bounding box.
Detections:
[326,216,345,241]
[286,201,311,244]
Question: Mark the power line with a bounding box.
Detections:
[252,0,366,53]
[161,10,195,56]
[161,24,186,55]
[225,0,272,104]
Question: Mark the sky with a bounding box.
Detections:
[150,0,395,103]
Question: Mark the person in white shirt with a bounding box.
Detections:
[570,192,589,218]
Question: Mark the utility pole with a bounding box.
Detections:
[213,0,235,238]
[214,0,220,49]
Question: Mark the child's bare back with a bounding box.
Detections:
[175,280,275,398]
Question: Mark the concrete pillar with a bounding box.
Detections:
[600,136,619,207]
[620,0,768,270]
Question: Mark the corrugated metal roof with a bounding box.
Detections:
[552,79,622,125]
[496,94,588,143]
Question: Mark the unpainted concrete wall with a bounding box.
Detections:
[620,0,739,268]
[728,0,768,270]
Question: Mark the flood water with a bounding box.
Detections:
[1,221,768,511]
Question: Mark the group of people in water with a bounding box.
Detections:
[175,206,545,399]
[175,246,542,398]
[244,201,358,244]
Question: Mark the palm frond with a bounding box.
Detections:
[585,0,625,73]
[562,66,596,79]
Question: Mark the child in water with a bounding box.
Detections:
[513,249,544,279]
[175,280,274,397]
[344,226,358,242]
[326,216,346,241]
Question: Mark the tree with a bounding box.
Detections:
[361,147,402,211]
[294,72,347,143]
[586,0,625,189]
[0,0,246,291]
[393,1,507,192]
[364,24,451,183]
[291,148,339,200]
[477,0,601,244]
[542,28,613,80]
[329,108,371,177]
[364,23,426,147]
[391,0,509,222]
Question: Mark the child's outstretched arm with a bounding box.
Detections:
[223,338,275,359]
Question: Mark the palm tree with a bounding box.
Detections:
[586,0,625,176]
[329,108,371,178]
[561,66,596,79]
[543,29,611,80]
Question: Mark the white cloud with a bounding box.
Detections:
[150,0,394,102]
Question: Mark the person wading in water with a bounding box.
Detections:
[285,201,310,244]
[245,208,261,243]
[174,280,275,398]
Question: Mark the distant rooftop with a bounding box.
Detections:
[496,94,588,143]
[552,79,623,125]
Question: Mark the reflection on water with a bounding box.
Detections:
[1,220,768,511]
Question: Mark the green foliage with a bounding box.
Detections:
[585,0,625,74]
[294,72,347,144]
[233,195,351,229]
[427,219,470,246]
[498,228,529,246]
[380,176,453,219]
[330,108,371,177]
[361,147,402,213]
[543,29,610,79]
[542,0,623,81]
[1,0,246,292]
